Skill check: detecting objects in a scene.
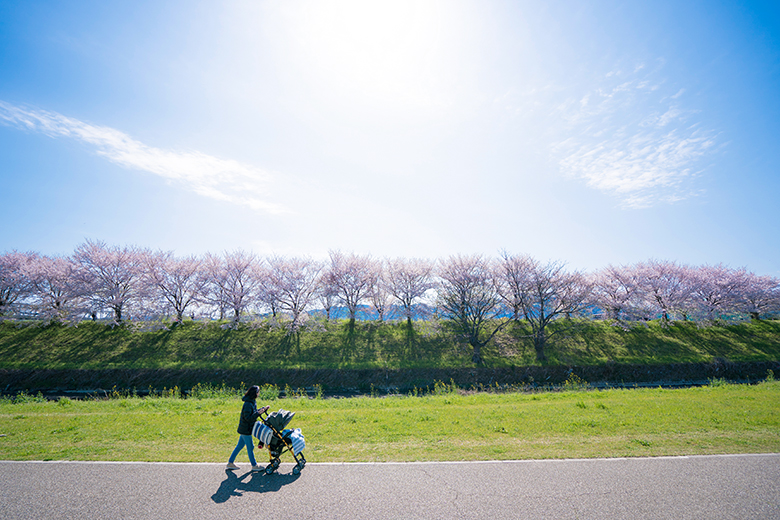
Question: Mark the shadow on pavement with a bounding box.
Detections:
[211,469,301,503]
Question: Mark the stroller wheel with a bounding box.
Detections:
[264,464,275,475]
[292,465,301,475]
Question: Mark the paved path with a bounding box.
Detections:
[1,454,779,519]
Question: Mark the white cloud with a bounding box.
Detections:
[0,101,286,214]
[550,66,716,208]
[557,128,714,208]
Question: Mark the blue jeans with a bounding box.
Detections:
[229,434,256,466]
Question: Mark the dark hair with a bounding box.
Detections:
[244,385,260,400]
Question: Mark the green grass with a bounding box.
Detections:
[1,318,779,370]
[544,319,780,365]
[1,380,778,462]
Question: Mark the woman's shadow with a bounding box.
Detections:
[212,469,301,503]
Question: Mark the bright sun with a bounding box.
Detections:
[284,0,461,109]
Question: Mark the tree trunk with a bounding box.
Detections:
[470,340,483,365]
[405,316,414,358]
[342,318,357,362]
[534,333,547,363]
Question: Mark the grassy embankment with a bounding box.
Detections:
[1,378,778,462]
[1,318,779,370]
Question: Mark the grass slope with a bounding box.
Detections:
[1,380,778,462]
[1,319,779,370]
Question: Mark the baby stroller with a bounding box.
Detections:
[252,408,306,475]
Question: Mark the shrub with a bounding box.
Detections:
[562,373,589,391]
[11,391,47,404]
[433,379,459,396]
[258,383,280,401]
[189,382,242,400]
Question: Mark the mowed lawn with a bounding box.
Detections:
[2,380,778,462]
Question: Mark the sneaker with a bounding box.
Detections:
[251,465,263,472]
[225,462,239,470]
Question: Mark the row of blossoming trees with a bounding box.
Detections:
[1,240,779,362]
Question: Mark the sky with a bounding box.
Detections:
[1,0,779,275]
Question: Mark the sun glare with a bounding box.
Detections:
[286,0,459,109]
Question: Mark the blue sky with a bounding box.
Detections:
[1,0,779,275]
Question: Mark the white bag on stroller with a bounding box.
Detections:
[252,421,274,445]
[289,428,305,455]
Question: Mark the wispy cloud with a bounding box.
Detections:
[556,128,714,208]
[0,101,286,214]
[549,65,716,208]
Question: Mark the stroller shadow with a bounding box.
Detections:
[211,469,301,503]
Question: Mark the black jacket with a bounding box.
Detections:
[237,396,260,435]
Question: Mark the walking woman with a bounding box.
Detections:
[226,385,269,471]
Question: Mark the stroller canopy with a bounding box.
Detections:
[265,409,295,431]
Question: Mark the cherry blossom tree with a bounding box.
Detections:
[262,256,323,332]
[385,257,436,327]
[203,250,259,323]
[634,260,693,322]
[316,276,338,322]
[437,254,507,365]
[0,250,35,318]
[495,251,535,321]
[24,254,86,322]
[7,237,780,335]
[143,250,206,324]
[367,261,393,322]
[201,253,228,320]
[508,257,590,362]
[254,258,281,318]
[72,240,144,323]
[687,264,747,323]
[325,251,378,325]
[589,264,645,322]
[736,272,780,320]
[222,250,260,322]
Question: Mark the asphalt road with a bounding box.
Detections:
[1,454,778,519]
